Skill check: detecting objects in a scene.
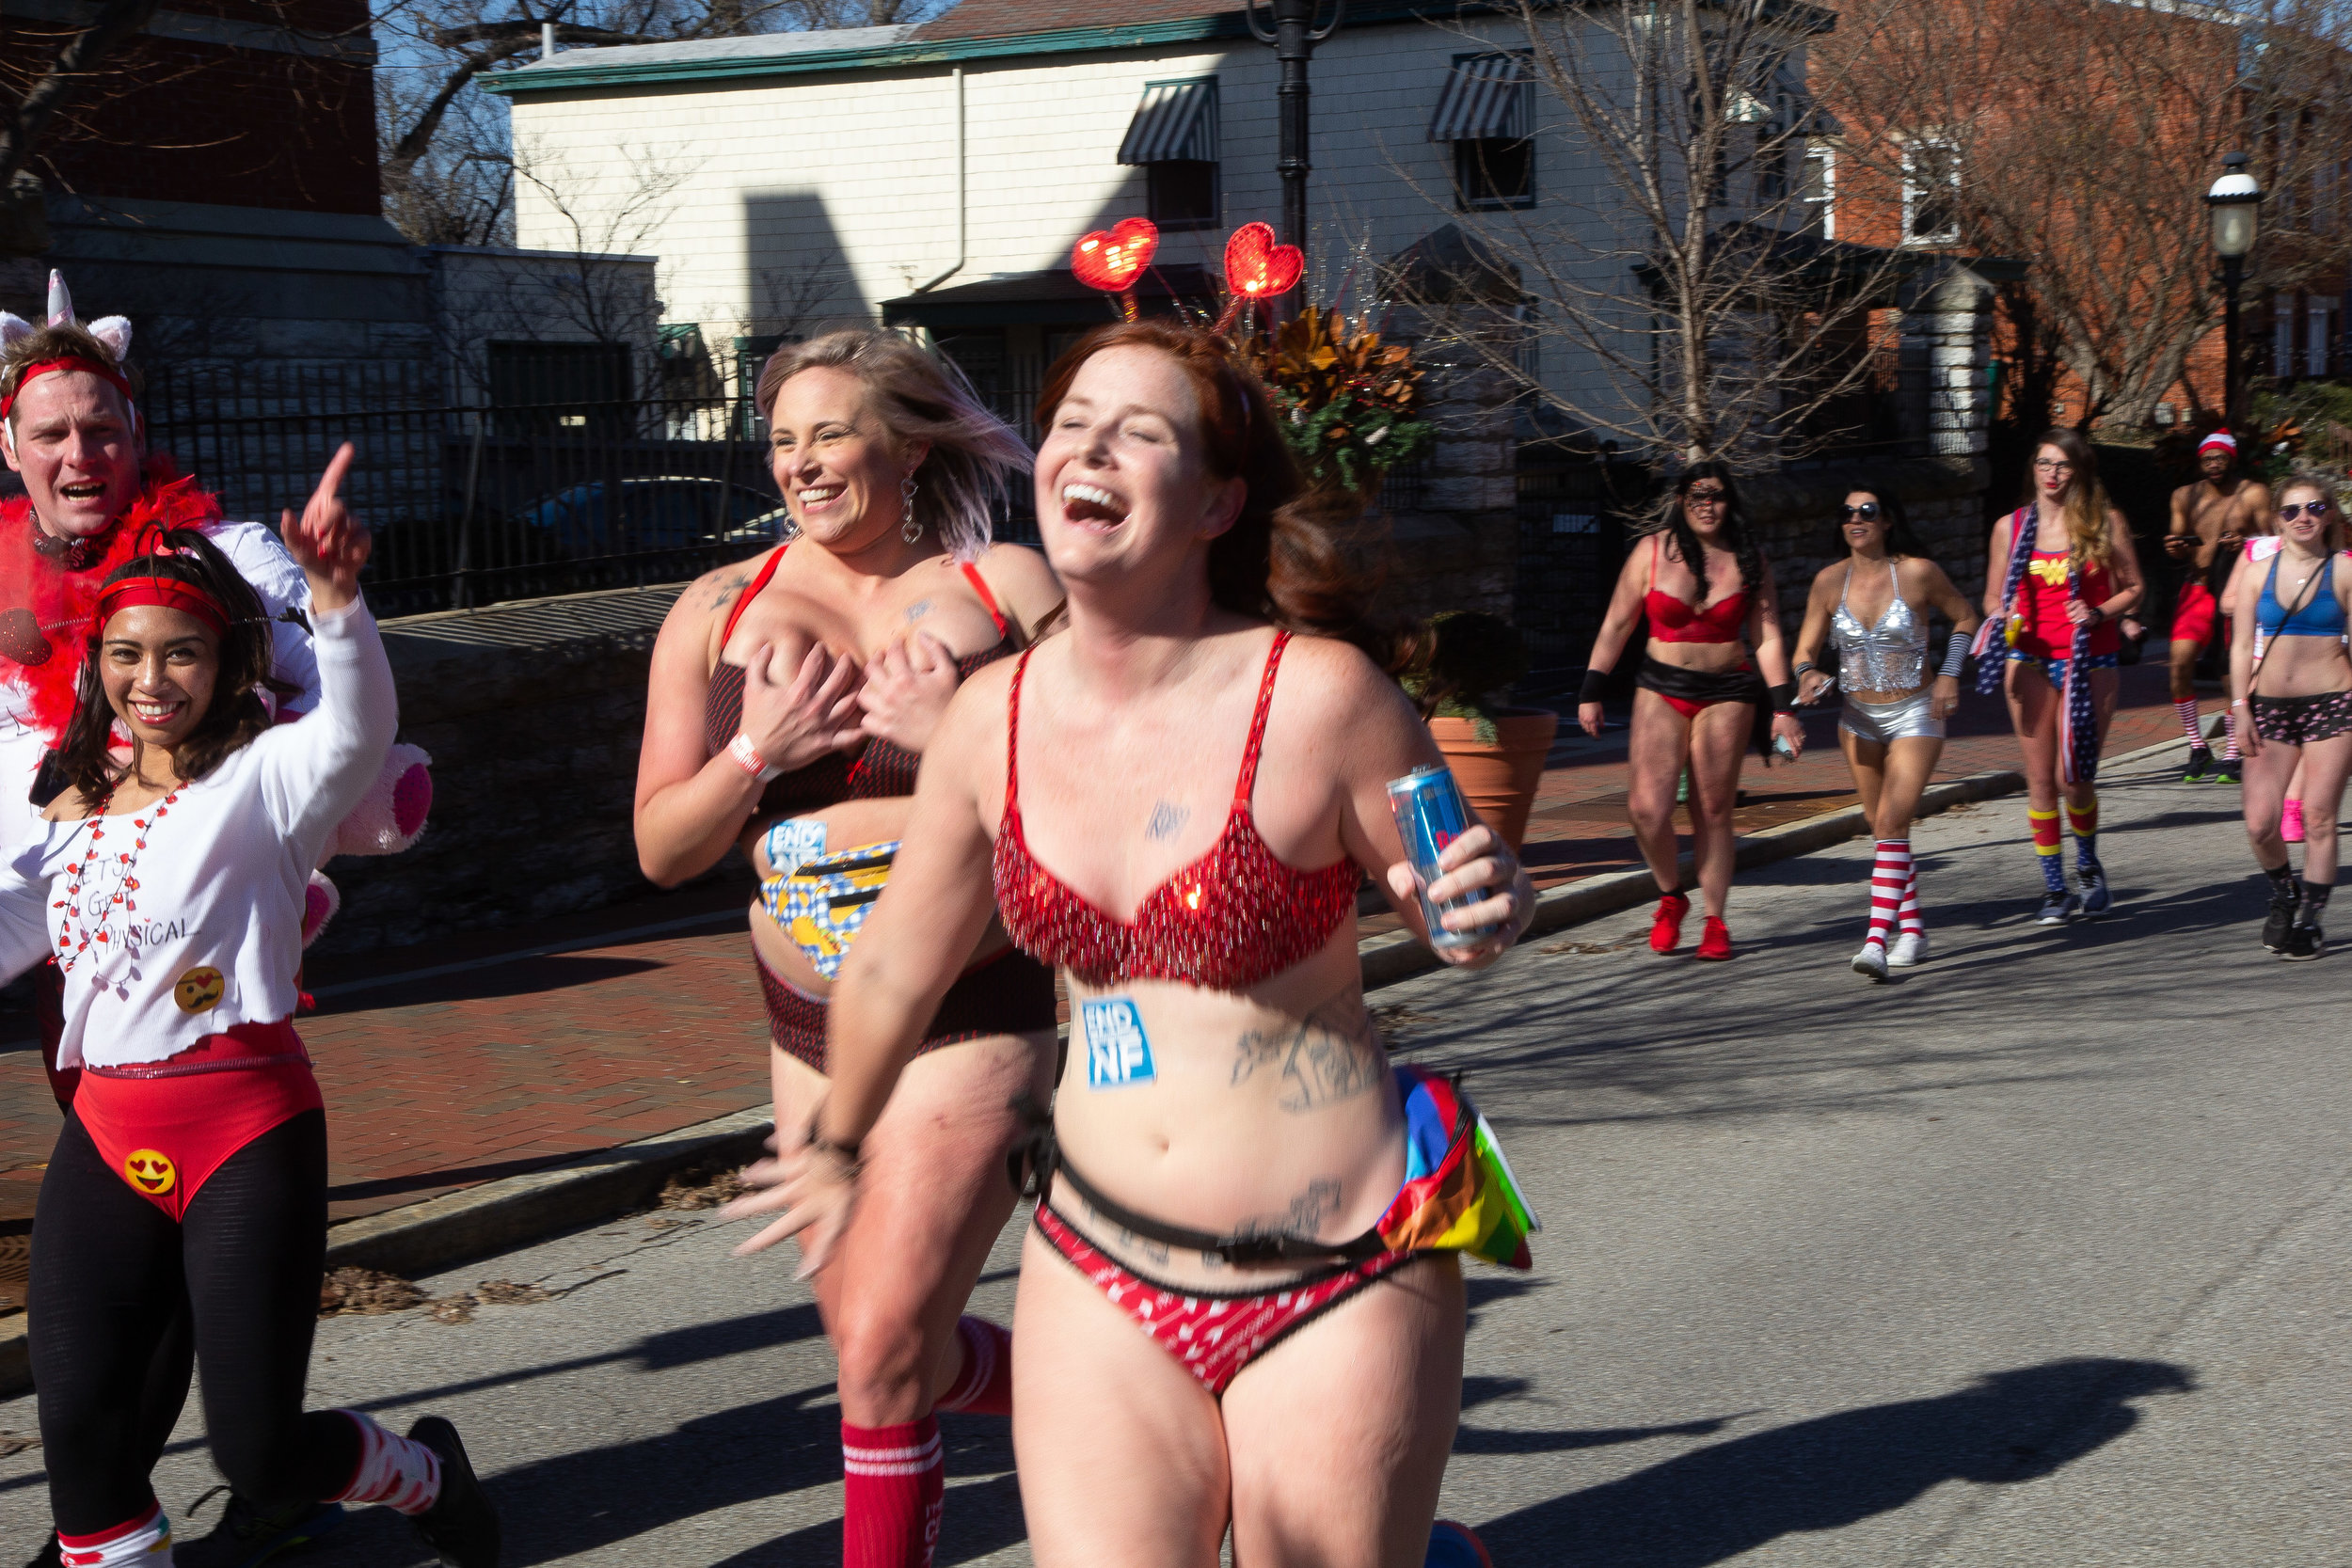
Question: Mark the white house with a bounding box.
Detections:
[482,0,1651,419]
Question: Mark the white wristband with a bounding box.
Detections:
[1939,630,1970,678]
[728,733,783,783]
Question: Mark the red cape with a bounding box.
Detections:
[0,458,225,746]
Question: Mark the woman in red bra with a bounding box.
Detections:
[1976,428,2144,925]
[725,321,1533,1567]
[1576,462,1804,959]
[632,329,1063,1568]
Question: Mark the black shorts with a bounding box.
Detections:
[2251,689,2352,746]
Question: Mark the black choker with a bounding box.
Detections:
[29,518,105,571]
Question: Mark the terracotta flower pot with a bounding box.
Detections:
[1427,707,1560,850]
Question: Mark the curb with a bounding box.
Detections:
[0,729,2204,1399]
[1359,727,2198,991]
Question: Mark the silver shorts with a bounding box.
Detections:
[1840,689,1944,744]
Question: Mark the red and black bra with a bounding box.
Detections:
[993,630,1360,991]
[1645,535,1750,645]
[703,544,1014,812]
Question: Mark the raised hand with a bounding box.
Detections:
[858,632,961,752]
[739,641,866,775]
[280,442,368,612]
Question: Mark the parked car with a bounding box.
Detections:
[515,476,789,558]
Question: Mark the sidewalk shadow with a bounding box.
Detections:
[1476,1356,2191,1566]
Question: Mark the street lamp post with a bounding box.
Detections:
[2206,150,2262,429]
[1246,0,1345,269]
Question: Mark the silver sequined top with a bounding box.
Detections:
[1832,562,1926,692]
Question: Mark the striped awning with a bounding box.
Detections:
[1119,79,1218,166]
[1429,55,1532,142]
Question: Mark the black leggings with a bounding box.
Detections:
[30,1109,360,1535]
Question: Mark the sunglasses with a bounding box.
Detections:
[2280,501,2334,520]
[1842,503,1882,520]
[1685,488,1727,504]
[2032,459,2074,472]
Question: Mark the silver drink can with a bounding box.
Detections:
[1386,764,1491,950]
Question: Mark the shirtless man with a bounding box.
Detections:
[2165,430,2271,783]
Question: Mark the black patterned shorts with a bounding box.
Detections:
[2251,689,2352,746]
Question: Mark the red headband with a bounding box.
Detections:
[2,356,135,422]
[92,573,229,641]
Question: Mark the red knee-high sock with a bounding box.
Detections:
[57,1503,171,1568]
[329,1410,443,1515]
[2176,698,2203,744]
[1898,863,1924,938]
[842,1417,944,1568]
[1866,840,1910,947]
[933,1316,1013,1417]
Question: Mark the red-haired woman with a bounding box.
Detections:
[723,322,1535,1568]
[633,330,1063,1567]
[1975,429,2144,924]
[1576,464,1805,960]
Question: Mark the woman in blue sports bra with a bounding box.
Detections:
[2228,472,2352,959]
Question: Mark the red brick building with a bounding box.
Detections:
[1811,0,2351,435]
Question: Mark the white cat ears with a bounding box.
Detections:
[0,271,132,362]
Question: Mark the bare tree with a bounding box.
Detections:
[373,0,950,246]
[0,0,364,253]
[1397,0,1910,470]
[1819,0,2352,430]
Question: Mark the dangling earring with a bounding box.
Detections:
[900,475,922,545]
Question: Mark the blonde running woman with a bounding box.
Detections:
[2228,472,2352,958]
[632,331,1062,1568]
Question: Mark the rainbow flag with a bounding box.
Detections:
[1375,1067,1537,1269]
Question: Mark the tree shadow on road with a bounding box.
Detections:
[1476,1355,2192,1566]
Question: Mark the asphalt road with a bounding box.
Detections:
[2,740,2347,1566]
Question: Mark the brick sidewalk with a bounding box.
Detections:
[0,661,2217,1309]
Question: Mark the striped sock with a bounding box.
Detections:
[2029,808,2066,893]
[1866,839,1910,948]
[933,1316,1012,1417]
[2067,795,2100,869]
[1898,863,1925,938]
[2176,698,2204,744]
[57,1504,171,1568]
[328,1411,442,1516]
[842,1418,945,1568]
[2222,708,2242,761]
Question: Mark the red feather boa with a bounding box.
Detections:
[0,457,226,746]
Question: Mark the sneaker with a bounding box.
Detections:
[405,1418,501,1568]
[2216,757,2243,785]
[2182,746,2217,783]
[1851,942,1889,982]
[1648,892,1690,955]
[1888,931,1929,968]
[175,1497,347,1568]
[1694,916,1733,960]
[2264,894,2299,952]
[2280,919,2326,960]
[2076,865,2112,915]
[1426,1521,1495,1568]
[2283,798,2306,843]
[2035,890,2079,925]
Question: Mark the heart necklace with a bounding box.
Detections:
[55,786,178,988]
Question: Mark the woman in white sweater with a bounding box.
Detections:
[0,449,500,1568]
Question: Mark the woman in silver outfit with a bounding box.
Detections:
[1792,490,1982,981]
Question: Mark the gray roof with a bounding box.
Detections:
[501,24,913,76]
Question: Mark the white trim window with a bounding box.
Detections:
[1802,144,1836,237]
[1901,136,1961,245]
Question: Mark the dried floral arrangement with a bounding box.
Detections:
[1239,304,1436,496]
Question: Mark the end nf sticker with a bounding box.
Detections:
[1082,998,1156,1088]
